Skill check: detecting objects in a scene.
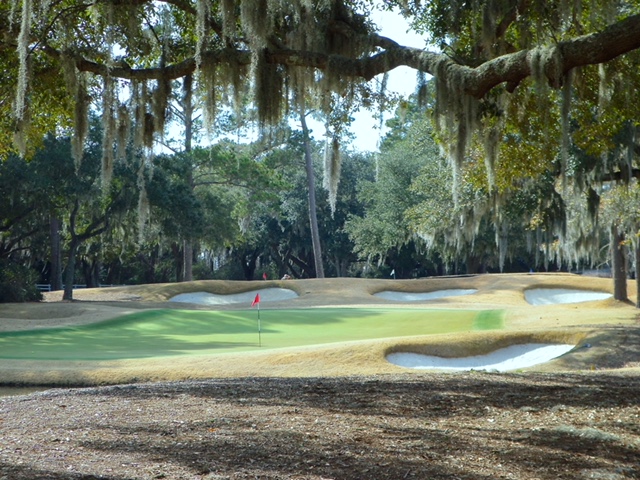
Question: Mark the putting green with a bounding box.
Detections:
[0,308,504,361]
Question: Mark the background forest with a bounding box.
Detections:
[1,0,640,303]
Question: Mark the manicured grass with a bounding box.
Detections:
[0,308,504,361]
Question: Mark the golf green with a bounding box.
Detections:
[0,308,504,360]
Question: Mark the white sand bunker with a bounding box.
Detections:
[525,288,612,305]
[387,343,575,372]
[374,289,477,302]
[170,288,298,305]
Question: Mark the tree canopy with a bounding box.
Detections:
[4,0,640,300]
[3,0,640,176]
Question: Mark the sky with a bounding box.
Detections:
[307,8,429,152]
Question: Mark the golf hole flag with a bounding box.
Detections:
[251,293,262,347]
[251,293,261,307]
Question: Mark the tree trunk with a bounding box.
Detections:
[172,243,184,282]
[62,240,79,301]
[611,224,628,301]
[183,240,193,282]
[182,74,195,282]
[635,240,640,309]
[50,215,63,291]
[82,258,101,287]
[300,111,325,278]
[465,255,481,275]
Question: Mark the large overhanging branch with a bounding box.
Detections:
[43,13,640,100]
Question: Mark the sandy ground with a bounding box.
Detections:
[0,273,638,386]
[169,288,299,305]
[387,343,576,371]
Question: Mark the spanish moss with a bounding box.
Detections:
[13,116,29,158]
[433,57,479,203]
[240,0,270,48]
[101,75,116,188]
[195,0,211,67]
[116,104,130,161]
[220,0,236,40]
[152,76,171,136]
[137,182,150,245]
[199,60,218,133]
[14,0,32,124]
[252,48,284,126]
[9,0,19,28]
[597,63,612,114]
[72,72,89,169]
[560,69,574,193]
[323,134,341,215]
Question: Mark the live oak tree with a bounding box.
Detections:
[5,0,640,163]
[4,0,640,289]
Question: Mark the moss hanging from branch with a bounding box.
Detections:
[323,134,341,215]
[416,71,429,108]
[132,81,143,150]
[9,0,20,27]
[152,75,171,136]
[482,125,499,190]
[597,63,612,114]
[137,161,150,245]
[560,69,574,192]
[199,59,218,133]
[495,204,509,273]
[14,0,32,127]
[13,114,30,159]
[195,0,211,67]
[526,46,558,138]
[101,75,116,188]
[252,48,284,126]
[433,57,479,204]
[73,72,89,169]
[220,0,236,40]
[221,56,246,115]
[132,81,154,150]
[480,91,509,191]
[116,104,130,161]
[240,0,270,48]
[60,51,90,168]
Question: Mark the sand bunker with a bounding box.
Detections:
[525,288,612,305]
[170,288,298,305]
[387,343,575,372]
[374,289,477,302]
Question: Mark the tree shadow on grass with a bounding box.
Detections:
[0,308,489,361]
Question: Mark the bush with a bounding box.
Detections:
[0,261,43,303]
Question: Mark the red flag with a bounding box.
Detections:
[251,293,260,307]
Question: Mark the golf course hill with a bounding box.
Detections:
[0,273,638,387]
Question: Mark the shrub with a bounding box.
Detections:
[0,261,43,303]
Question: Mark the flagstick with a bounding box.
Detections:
[257,303,261,347]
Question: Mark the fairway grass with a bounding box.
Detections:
[0,308,504,361]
